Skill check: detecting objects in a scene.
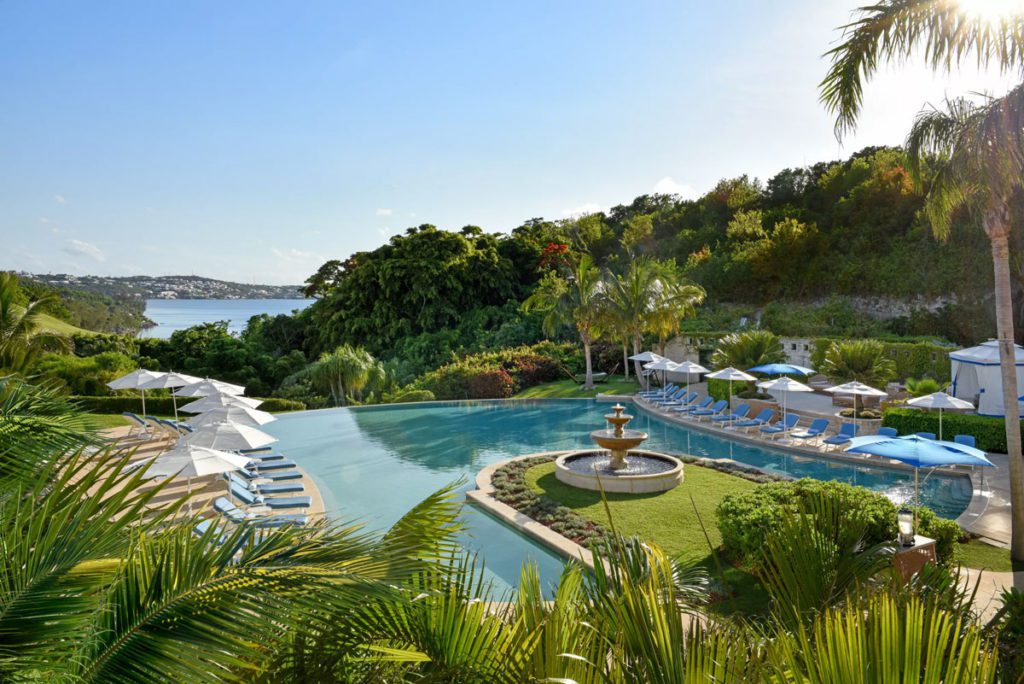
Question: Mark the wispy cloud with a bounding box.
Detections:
[652,177,698,200]
[561,202,606,217]
[54,194,66,204]
[61,239,105,262]
[375,208,393,217]
[271,247,324,263]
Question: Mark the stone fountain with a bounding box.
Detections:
[590,404,649,470]
[554,403,684,493]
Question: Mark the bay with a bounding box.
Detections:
[141,298,313,339]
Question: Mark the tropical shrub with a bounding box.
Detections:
[988,587,1024,681]
[716,479,899,568]
[467,368,516,399]
[385,388,436,403]
[906,376,943,397]
[710,329,785,396]
[838,407,881,419]
[820,338,897,385]
[717,478,963,568]
[812,338,949,382]
[882,407,1019,453]
[35,351,137,395]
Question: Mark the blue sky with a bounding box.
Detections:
[1,0,1017,285]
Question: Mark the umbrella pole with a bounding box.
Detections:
[141,389,146,418]
[172,393,179,426]
[938,408,943,442]
[914,468,919,535]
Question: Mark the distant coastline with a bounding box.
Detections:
[140,297,314,339]
[20,272,304,301]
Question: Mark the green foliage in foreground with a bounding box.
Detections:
[883,407,1022,453]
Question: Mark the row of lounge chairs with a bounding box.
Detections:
[122,412,193,441]
[639,385,979,451]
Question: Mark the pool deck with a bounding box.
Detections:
[95,425,326,523]
[622,394,1011,548]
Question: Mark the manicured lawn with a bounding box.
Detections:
[960,538,1023,572]
[525,460,770,616]
[514,375,641,399]
[36,312,94,336]
[83,413,132,429]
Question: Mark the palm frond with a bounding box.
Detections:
[821,0,1024,138]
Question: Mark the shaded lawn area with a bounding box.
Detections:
[525,461,771,616]
[513,375,641,399]
[83,413,132,430]
[960,538,1023,573]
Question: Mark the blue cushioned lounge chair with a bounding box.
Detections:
[677,396,712,415]
[822,423,859,450]
[711,404,749,425]
[790,418,831,444]
[693,399,728,421]
[915,432,936,440]
[734,408,775,431]
[954,434,977,449]
[877,427,898,438]
[759,413,799,439]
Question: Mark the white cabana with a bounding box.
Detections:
[950,340,1024,417]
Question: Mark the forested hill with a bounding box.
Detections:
[299,145,1018,374]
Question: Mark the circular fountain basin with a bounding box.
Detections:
[555,449,684,494]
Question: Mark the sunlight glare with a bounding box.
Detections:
[957,0,1024,23]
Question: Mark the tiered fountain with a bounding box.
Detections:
[555,404,684,493]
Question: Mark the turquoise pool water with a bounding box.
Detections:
[264,399,975,591]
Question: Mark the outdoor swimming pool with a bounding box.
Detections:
[264,399,975,591]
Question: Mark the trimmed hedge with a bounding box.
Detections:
[71,395,306,414]
[716,478,963,568]
[882,407,1019,453]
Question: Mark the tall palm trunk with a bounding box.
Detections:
[581,334,595,390]
[632,334,644,383]
[987,206,1024,560]
[622,340,630,380]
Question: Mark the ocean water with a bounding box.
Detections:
[141,298,313,338]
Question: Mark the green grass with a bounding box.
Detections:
[82,413,132,429]
[36,312,94,336]
[959,539,1023,573]
[525,461,770,616]
[513,375,641,399]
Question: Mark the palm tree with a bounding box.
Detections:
[603,257,704,379]
[0,272,68,373]
[820,0,1024,560]
[647,262,706,355]
[523,255,605,389]
[308,344,377,405]
[711,329,785,394]
[822,339,897,417]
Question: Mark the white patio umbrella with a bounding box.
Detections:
[825,381,888,430]
[757,376,814,439]
[106,369,166,417]
[137,371,203,424]
[674,360,709,404]
[174,379,246,398]
[906,391,975,441]
[706,367,756,409]
[180,393,263,414]
[184,421,277,451]
[628,352,663,390]
[145,444,251,513]
[187,405,276,429]
[644,358,679,388]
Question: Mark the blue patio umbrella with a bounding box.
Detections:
[747,363,816,376]
[845,434,994,528]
